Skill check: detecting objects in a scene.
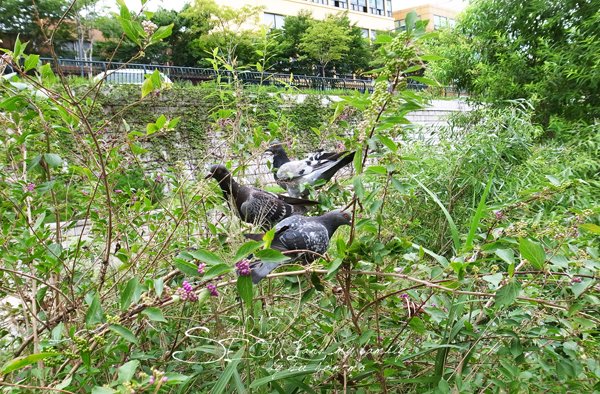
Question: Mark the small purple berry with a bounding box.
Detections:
[149,376,155,384]
[161,376,168,383]
[494,210,505,220]
[114,189,123,194]
[571,277,582,284]
[400,293,409,299]
[207,283,219,297]
[25,183,35,192]
[235,259,251,276]
[197,263,206,274]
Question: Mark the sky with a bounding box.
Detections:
[99,0,468,14]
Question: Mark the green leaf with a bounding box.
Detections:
[376,133,398,152]
[409,317,426,334]
[204,263,232,280]
[155,114,167,129]
[365,165,387,176]
[353,148,363,174]
[249,364,320,389]
[234,240,262,262]
[141,307,167,323]
[353,176,365,200]
[92,387,116,394]
[109,324,138,344]
[464,171,494,251]
[415,179,460,251]
[0,95,27,111]
[189,249,224,265]
[85,292,104,328]
[255,249,290,263]
[24,54,40,71]
[0,353,60,375]
[173,259,201,277]
[495,281,521,308]
[117,17,142,45]
[519,238,546,270]
[211,349,244,393]
[141,76,153,98]
[236,275,253,307]
[495,249,515,265]
[43,153,63,168]
[482,273,503,288]
[120,278,141,310]
[117,360,139,384]
[579,223,600,235]
[374,34,393,44]
[149,24,174,44]
[327,257,344,277]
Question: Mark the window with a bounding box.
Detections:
[449,18,456,27]
[350,0,367,12]
[385,0,392,16]
[334,0,347,8]
[394,19,406,31]
[310,0,328,4]
[433,14,448,29]
[361,28,369,38]
[264,13,285,29]
[369,0,384,15]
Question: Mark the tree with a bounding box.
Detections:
[427,0,600,125]
[183,0,263,68]
[299,16,351,76]
[0,0,75,55]
[330,13,372,76]
[275,11,315,74]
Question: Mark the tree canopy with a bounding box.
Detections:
[427,0,600,125]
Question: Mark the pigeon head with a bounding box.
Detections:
[266,141,284,154]
[323,209,352,233]
[205,164,231,181]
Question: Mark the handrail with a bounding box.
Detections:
[38,57,461,95]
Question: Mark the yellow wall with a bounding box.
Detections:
[393,4,458,32]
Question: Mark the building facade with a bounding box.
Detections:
[214,0,395,40]
[393,4,458,32]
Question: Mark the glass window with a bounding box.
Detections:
[350,0,367,12]
[310,0,328,4]
[385,0,392,16]
[394,19,406,31]
[433,14,448,29]
[361,28,369,38]
[264,12,285,29]
[334,0,347,8]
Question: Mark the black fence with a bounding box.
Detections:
[38,58,460,95]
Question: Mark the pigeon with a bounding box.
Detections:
[266,142,355,198]
[244,209,352,283]
[206,164,318,229]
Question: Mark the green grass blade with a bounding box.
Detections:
[464,170,495,251]
[414,179,461,251]
[211,348,244,394]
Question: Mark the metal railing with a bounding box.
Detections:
[39,57,461,95]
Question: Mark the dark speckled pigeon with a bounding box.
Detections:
[206,164,317,230]
[266,143,355,198]
[244,209,352,283]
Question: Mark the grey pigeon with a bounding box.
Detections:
[244,209,352,283]
[266,143,355,198]
[206,164,317,229]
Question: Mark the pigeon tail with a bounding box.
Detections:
[250,261,281,284]
[317,151,355,183]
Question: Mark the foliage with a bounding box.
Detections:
[0,0,76,55]
[1,7,599,394]
[426,0,600,125]
[299,16,351,77]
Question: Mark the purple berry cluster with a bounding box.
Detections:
[235,259,251,276]
[177,280,198,302]
[197,262,206,274]
[206,283,219,297]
